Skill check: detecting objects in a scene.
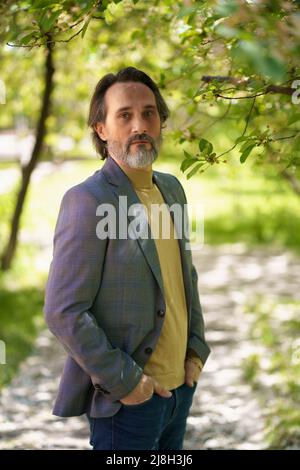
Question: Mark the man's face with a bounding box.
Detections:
[95,81,163,169]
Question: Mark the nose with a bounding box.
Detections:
[131,116,147,135]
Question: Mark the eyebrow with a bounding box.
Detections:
[115,104,157,114]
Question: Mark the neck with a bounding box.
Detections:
[111,156,154,190]
[118,161,152,172]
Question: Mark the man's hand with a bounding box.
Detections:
[184,358,202,387]
[119,373,172,405]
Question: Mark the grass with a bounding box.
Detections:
[160,150,300,253]
[0,238,46,388]
[0,285,44,388]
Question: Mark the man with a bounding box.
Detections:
[44,66,210,450]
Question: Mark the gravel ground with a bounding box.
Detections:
[1,244,299,450]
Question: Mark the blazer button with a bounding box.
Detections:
[157,309,165,317]
[145,347,153,354]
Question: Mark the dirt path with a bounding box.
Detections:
[1,244,299,449]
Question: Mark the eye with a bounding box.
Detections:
[145,110,154,116]
[120,113,130,119]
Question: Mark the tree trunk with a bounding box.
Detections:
[1,41,55,271]
[281,169,300,197]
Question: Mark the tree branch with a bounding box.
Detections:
[202,75,295,97]
[216,97,257,160]
[7,25,85,48]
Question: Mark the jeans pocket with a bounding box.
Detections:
[183,381,197,392]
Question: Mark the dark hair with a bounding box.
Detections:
[87,66,170,159]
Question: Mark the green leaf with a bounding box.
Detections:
[41,10,61,32]
[78,0,97,15]
[187,163,205,179]
[238,40,286,81]
[288,114,300,126]
[18,32,36,45]
[131,30,143,40]
[199,138,213,154]
[104,8,114,25]
[239,139,256,153]
[240,144,256,163]
[215,0,239,17]
[176,6,198,19]
[215,25,237,39]
[183,150,193,159]
[81,14,92,38]
[260,56,286,82]
[181,158,199,173]
[180,151,199,173]
[235,135,250,144]
[32,0,60,9]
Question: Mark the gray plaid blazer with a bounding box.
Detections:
[44,155,210,418]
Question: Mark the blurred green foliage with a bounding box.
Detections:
[0,0,299,448]
[0,284,44,389]
[1,0,299,176]
[242,296,300,449]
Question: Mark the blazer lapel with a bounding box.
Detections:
[101,156,192,314]
[101,157,164,299]
[154,173,192,316]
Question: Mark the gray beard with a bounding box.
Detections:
[107,135,162,169]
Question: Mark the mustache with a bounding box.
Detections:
[127,134,154,146]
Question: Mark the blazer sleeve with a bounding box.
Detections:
[43,185,143,401]
[188,263,211,365]
[171,175,211,366]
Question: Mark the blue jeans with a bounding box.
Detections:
[86,381,197,450]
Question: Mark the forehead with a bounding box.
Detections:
[104,81,156,112]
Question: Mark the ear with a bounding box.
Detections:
[95,122,107,141]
